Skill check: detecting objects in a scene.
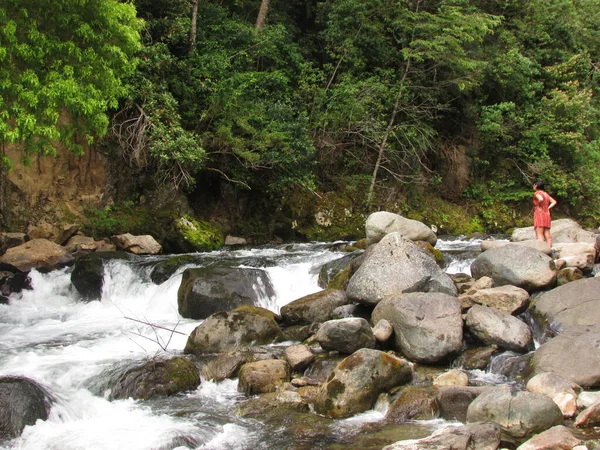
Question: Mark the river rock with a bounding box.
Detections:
[0,232,27,256]
[526,372,581,417]
[234,390,308,418]
[555,253,595,273]
[317,254,358,289]
[511,219,596,245]
[0,376,52,439]
[459,285,529,314]
[224,235,248,246]
[184,306,283,354]
[532,325,600,387]
[530,277,600,333]
[386,386,439,423]
[200,350,254,381]
[70,251,133,301]
[315,318,376,354]
[238,359,290,395]
[280,289,349,325]
[383,422,501,450]
[111,233,162,255]
[373,319,393,342]
[64,235,102,255]
[556,267,583,286]
[465,276,495,293]
[372,292,463,364]
[0,238,74,273]
[436,386,486,422]
[0,271,31,296]
[150,255,195,284]
[454,346,498,370]
[465,305,532,352]
[516,425,581,450]
[347,233,456,306]
[177,266,276,320]
[578,391,600,409]
[553,242,597,260]
[284,345,315,371]
[470,243,556,292]
[109,357,200,400]
[313,348,412,418]
[433,369,469,387]
[574,400,600,427]
[365,211,437,246]
[466,386,563,439]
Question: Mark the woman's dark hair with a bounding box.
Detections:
[533,180,545,190]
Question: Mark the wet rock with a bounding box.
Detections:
[315,318,376,354]
[347,233,456,306]
[0,232,27,256]
[150,254,195,284]
[200,350,254,381]
[466,386,563,439]
[284,344,315,371]
[465,305,532,352]
[372,292,463,364]
[234,390,308,418]
[516,425,581,450]
[0,238,74,273]
[280,289,349,325]
[526,372,581,417]
[0,271,31,297]
[281,323,319,342]
[383,422,501,450]
[184,306,283,355]
[433,369,469,387]
[314,348,412,418]
[70,251,132,301]
[465,276,495,293]
[436,386,486,422]
[0,376,52,439]
[488,351,533,382]
[238,360,290,395]
[386,386,439,423]
[373,319,393,343]
[317,254,359,289]
[454,346,498,370]
[470,244,556,292]
[178,267,276,320]
[574,400,600,427]
[365,211,437,246]
[459,285,530,315]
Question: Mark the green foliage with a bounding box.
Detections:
[0,0,142,160]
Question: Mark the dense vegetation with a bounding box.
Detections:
[2,0,600,237]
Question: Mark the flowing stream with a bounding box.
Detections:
[0,237,509,450]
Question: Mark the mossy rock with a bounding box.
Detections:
[168,215,224,253]
[150,254,196,284]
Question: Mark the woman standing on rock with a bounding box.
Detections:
[533,180,557,247]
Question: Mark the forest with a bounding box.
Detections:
[1,0,599,241]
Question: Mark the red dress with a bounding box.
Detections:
[533,190,552,228]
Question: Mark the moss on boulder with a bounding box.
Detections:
[169,215,224,253]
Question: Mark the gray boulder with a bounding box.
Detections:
[0,238,74,273]
[315,318,376,354]
[466,386,563,439]
[314,348,412,418]
[365,211,437,246]
[383,423,501,450]
[516,425,581,450]
[280,289,348,325]
[0,376,52,439]
[511,219,596,245]
[184,306,283,355]
[470,243,556,292]
[459,285,529,314]
[465,305,532,352]
[372,292,463,363]
[238,359,290,395]
[178,267,276,320]
[347,233,456,306]
[529,277,600,333]
[532,325,600,388]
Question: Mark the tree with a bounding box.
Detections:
[256,0,271,29]
[0,0,142,166]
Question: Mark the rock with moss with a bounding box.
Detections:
[386,386,439,423]
[184,306,283,355]
[177,266,276,319]
[150,255,196,284]
[167,216,224,253]
[107,357,200,400]
[280,289,350,326]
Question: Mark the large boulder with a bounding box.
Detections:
[346,233,456,306]
[177,267,276,320]
[0,238,74,272]
[459,285,529,314]
[532,325,600,388]
[372,292,463,363]
[470,243,556,292]
[108,357,200,400]
[150,254,195,284]
[313,348,412,418]
[315,318,376,354]
[0,376,52,439]
[529,277,600,333]
[466,386,563,439]
[279,289,349,325]
[516,425,581,450]
[111,233,162,255]
[184,306,283,355]
[465,305,532,352]
[365,211,437,246]
[166,216,224,253]
[511,219,596,245]
[383,423,501,450]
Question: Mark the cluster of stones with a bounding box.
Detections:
[2,212,600,449]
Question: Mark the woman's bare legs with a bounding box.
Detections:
[543,228,552,248]
[535,227,545,242]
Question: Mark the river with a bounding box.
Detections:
[0,237,508,450]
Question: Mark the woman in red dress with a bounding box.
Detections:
[533,180,557,247]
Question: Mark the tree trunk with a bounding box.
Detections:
[255,0,270,29]
[189,0,198,53]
